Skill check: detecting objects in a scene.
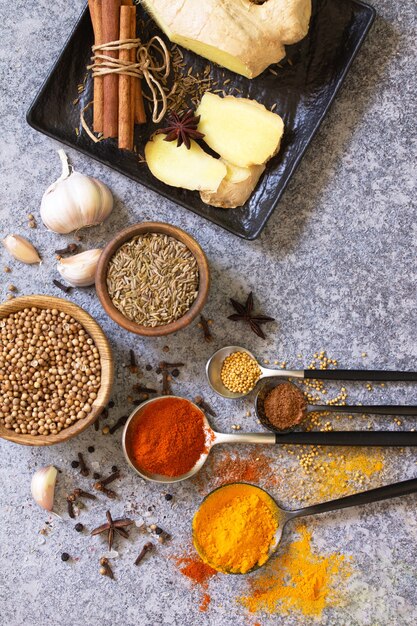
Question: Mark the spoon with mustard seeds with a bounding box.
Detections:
[122,396,417,484]
[206,345,417,399]
[255,380,417,433]
[193,480,417,574]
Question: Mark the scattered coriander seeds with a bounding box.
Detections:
[106,233,199,327]
[220,351,261,394]
[0,307,101,436]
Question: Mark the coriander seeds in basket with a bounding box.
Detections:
[0,307,101,437]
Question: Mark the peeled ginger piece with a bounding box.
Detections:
[145,134,227,192]
[197,93,284,169]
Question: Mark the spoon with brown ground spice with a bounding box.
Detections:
[255,380,417,433]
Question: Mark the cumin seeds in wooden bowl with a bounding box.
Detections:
[96,222,210,337]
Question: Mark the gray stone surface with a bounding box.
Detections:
[0,1,416,624]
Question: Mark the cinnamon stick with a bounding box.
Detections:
[121,0,146,125]
[102,0,121,138]
[88,0,104,133]
[118,5,134,149]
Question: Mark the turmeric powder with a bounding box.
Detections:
[240,524,352,617]
[193,483,280,574]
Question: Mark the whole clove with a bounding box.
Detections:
[78,452,89,477]
[132,384,157,394]
[94,470,121,498]
[128,349,138,373]
[199,314,213,342]
[67,497,75,519]
[73,488,97,500]
[54,243,79,255]
[194,395,217,417]
[134,542,154,566]
[161,370,171,396]
[109,415,128,435]
[159,361,185,370]
[53,279,72,294]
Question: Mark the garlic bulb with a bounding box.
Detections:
[31,466,58,511]
[40,150,113,234]
[57,248,102,287]
[2,234,41,264]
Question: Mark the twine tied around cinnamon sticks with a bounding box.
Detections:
[82,35,170,144]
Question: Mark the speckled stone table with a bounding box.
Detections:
[1,1,416,625]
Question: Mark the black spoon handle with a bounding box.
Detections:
[303,369,417,382]
[308,405,417,416]
[292,477,417,519]
[274,431,417,446]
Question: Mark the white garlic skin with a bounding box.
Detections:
[31,465,58,511]
[57,248,102,287]
[40,150,113,234]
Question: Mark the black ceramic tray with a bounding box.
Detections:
[27,0,375,240]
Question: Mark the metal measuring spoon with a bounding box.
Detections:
[193,479,417,574]
[255,380,417,433]
[206,345,417,399]
[122,396,417,484]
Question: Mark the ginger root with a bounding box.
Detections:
[142,0,311,78]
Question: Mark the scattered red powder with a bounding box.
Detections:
[195,448,279,492]
[199,593,211,612]
[176,555,217,587]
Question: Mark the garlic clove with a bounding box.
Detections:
[31,465,58,511]
[57,248,102,287]
[2,234,41,264]
[40,150,113,234]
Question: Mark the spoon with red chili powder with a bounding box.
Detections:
[255,380,417,433]
[122,396,417,484]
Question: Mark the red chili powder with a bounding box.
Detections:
[196,448,279,492]
[199,593,211,612]
[128,397,210,477]
[176,556,217,587]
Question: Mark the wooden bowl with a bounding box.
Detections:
[96,222,210,337]
[0,295,113,447]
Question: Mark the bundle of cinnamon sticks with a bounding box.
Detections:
[88,0,146,150]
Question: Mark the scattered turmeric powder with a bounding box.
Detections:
[240,525,352,617]
[193,483,280,574]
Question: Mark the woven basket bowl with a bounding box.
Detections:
[0,295,113,446]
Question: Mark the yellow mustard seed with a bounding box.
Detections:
[220,351,261,394]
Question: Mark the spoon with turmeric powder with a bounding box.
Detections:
[122,396,417,484]
[193,479,417,574]
[206,345,417,399]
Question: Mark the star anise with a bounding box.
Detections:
[228,292,275,339]
[158,109,205,149]
[91,510,134,551]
